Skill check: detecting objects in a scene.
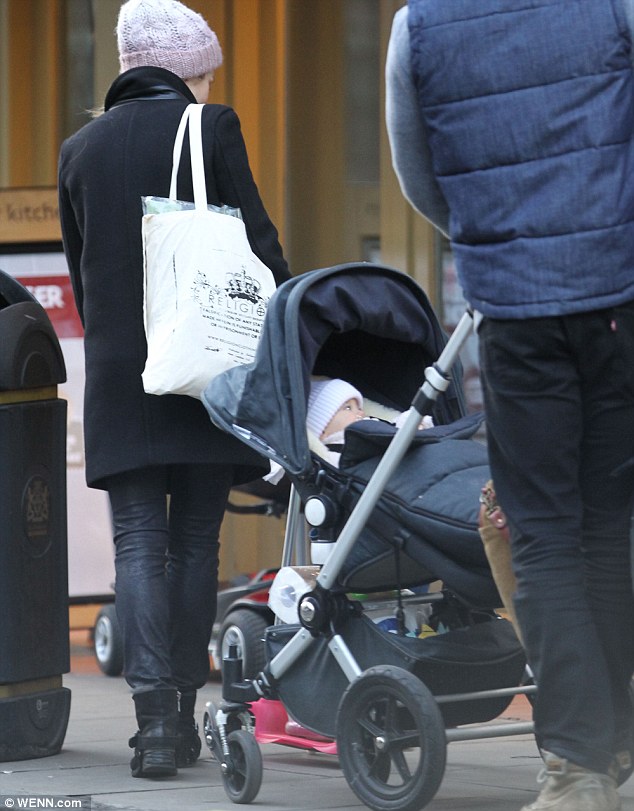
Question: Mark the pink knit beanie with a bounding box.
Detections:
[307,379,364,438]
[116,0,223,80]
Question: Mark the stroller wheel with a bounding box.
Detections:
[203,706,218,757]
[218,609,269,681]
[93,603,124,677]
[221,729,263,805]
[203,702,255,758]
[336,665,446,811]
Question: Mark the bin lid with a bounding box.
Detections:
[0,270,66,390]
[0,270,38,308]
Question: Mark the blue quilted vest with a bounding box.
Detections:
[408,0,634,317]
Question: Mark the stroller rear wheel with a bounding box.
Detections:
[336,665,446,811]
[221,729,263,804]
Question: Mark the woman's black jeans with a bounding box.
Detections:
[479,302,634,774]
[107,464,234,694]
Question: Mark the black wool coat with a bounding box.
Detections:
[58,67,291,489]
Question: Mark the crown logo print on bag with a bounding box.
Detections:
[226,267,263,303]
[191,267,268,320]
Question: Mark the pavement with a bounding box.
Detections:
[2,635,633,811]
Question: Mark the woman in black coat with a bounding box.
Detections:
[57,0,290,778]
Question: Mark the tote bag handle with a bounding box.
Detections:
[169,103,207,211]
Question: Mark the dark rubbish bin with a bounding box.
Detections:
[0,269,71,761]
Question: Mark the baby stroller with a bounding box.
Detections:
[202,263,532,811]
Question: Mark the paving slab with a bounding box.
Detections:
[1,670,633,811]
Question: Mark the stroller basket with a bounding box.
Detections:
[266,614,525,737]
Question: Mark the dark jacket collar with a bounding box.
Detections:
[104,67,196,111]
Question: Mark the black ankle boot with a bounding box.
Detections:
[129,689,178,778]
[176,690,202,768]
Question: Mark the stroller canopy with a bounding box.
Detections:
[203,263,465,479]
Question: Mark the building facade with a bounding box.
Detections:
[1,0,473,590]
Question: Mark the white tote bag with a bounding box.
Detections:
[141,103,276,398]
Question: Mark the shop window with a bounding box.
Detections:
[62,0,95,139]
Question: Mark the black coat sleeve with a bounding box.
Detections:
[57,147,86,325]
[207,106,291,286]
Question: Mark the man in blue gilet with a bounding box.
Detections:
[386,2,634,810]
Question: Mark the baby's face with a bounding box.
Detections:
[321,398,365,439]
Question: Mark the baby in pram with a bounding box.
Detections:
[306,376,434,466]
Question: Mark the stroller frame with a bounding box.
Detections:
[204,308,535,811]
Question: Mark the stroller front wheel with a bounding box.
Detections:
[336,665,446,811]
[221,729,263,805]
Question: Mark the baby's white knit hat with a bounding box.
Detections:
[116,0,223,80]
[307,379,363,439]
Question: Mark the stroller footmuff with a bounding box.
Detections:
[201,263,531,811]
[313,411,498,605]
